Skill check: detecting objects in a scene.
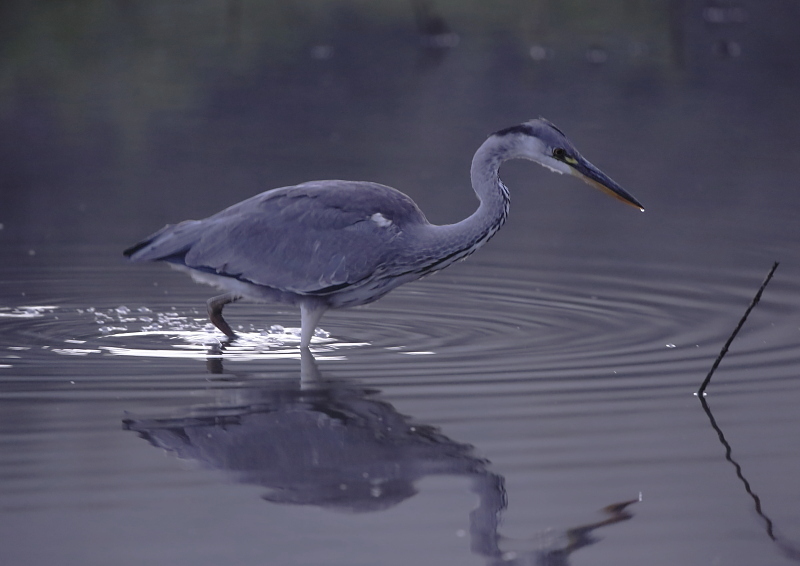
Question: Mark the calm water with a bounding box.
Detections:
[2,2,800,565]
[2,243,799,565]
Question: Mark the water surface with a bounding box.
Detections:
[2,241,799,566]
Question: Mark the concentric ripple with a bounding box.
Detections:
[2,252,798,391]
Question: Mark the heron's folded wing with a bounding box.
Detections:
[128,181,427,295]
[186,210,400,293]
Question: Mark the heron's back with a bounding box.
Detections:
[124,180,432,306]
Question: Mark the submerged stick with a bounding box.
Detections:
[696,261,779,396]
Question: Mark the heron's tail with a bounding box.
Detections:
[123,220,204,264]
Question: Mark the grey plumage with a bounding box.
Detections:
[125,118,643,347]
[128,182,424,295]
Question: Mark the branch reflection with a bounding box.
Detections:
[699,396,800,562]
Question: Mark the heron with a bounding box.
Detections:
[124,118,643,348]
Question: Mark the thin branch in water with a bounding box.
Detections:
[697,262,779,396]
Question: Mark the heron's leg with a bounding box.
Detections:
[207,293,241,338]
[299,348,322,386]
[300,301,328,349]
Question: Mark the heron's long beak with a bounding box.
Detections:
[569,156,644,211]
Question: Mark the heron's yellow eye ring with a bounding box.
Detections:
[553,147,566,159]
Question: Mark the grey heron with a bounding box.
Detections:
[124,118,643,348]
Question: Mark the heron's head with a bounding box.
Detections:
[493,118,644,211]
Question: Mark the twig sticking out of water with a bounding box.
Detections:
[696,262,779,396]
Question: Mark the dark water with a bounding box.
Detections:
[2,2,800,565]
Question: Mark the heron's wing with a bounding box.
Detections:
[125,181,428,294]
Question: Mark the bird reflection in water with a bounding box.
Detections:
[124,351,637,564]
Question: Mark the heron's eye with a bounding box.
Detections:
[553,147,566,159]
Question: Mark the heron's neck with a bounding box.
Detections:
[466,135,512,239]
[422,136,512,267]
